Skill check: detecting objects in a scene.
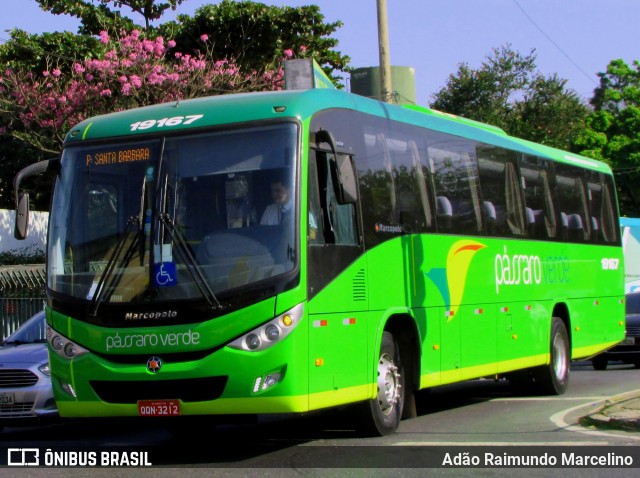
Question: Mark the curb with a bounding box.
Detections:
[579,391,640,432]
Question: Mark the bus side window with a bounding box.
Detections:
[428,131,483,235]
[477,146,525,238]
[519,156,558,240]
[588,171,620,244]
[308,156,326,244]
[556,164,591,243]
[312,151,358,245]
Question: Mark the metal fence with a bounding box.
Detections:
[0,265,46,292]
[0,264,46,339]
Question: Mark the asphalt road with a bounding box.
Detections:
[1,361,639,476]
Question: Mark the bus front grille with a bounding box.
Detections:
[90,376,228,404]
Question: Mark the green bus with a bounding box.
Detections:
[14,81,625,436]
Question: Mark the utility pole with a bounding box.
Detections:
[376,0,393,103]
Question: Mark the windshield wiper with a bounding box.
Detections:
[88,215,142,317]
[159,213,223,310]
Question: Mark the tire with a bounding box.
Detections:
[592,355,608,371]
[532,317,570,395]
[357,331,404,436]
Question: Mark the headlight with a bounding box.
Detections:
[46,324,89,359]
[228,303,303,352]
[38,362,51,376]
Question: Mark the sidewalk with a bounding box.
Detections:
[579,390,640,432]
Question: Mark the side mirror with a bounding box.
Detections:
[14,191,30,240]
[13,158,59,240]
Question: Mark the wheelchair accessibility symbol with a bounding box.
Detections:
[153,262,176,287]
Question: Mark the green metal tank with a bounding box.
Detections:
[350,66,416,105]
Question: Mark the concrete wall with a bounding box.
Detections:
[0,209,48,255]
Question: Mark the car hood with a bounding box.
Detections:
[0,343,48,365]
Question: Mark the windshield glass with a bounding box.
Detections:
[4,312,46,344]
[48,123,298,309]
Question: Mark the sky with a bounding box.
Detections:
[1,0,638,106]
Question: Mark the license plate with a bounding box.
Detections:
[0,393,15,405]
[138,399,180,416]
[621,337,635,345]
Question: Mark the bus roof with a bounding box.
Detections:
[64,88,611,174]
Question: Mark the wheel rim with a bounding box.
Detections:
[377,352,401,416]
[552,333,568,381]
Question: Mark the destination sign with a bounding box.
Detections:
[86,147,152,167]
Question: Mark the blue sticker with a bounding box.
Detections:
[154,262,176,287]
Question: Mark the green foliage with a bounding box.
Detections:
[575,59,640,216]
[430,44,589,151]
[0,247,46,265]
[35,0,136,35]
[160,0,350,86]
[0,29,102,75]
[509,74,588,151]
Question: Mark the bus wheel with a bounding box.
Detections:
[358,331,404,436]
[533,317,570,395]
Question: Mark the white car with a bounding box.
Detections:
[0,311,58,430]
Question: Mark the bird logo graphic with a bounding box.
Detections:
[425,239,486,320]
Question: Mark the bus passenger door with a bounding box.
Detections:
[306,150,368,408]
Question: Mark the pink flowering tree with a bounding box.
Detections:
[0,30,287,155]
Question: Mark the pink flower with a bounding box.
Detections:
[299,45,307,53]
[130,75,142,88]
[100,89,112,97]
[52,69,61,77]
[42,71,50,77]
[284,49,293,58]
[200,34,209,42]
[168,40,176,48]
[99,31,109,44]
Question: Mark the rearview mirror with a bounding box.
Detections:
[13,158,59,240]
[14,191,30,240]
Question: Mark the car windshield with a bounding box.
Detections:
[2,312,47,345]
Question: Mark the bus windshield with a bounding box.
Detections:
[47,122,298,311]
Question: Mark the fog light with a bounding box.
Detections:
[262,372,283,390]
[60,381,77,398]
